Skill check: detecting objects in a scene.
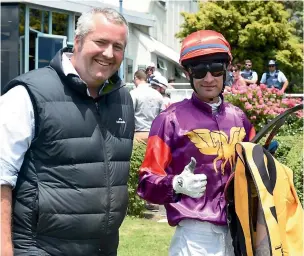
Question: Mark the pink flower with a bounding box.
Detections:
[250,84,257,90]
[260,84,267,90]
[231,88,238,94]
[247,93,253,99]
[245,103,253,110]
[251,116,257,120]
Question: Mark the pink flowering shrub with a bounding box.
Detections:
[224,84,303,131]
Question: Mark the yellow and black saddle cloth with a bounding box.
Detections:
[225,104,303,256]
[225,142,303,256]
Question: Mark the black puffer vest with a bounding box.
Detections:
[3,49,134,256]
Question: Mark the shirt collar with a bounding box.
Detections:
[191,93,224,114]
[61,52,92,96]
[62,52,80,77]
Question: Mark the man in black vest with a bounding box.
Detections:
[240,59,258,85]
[0,8,134,256]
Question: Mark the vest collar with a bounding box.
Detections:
[50,48,125,98]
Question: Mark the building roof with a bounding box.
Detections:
[133,28,180,65]
[1,0,155,27]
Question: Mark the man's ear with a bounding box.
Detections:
[73,36,82,52]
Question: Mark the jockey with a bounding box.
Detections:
[137,30,256,256]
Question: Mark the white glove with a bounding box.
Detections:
[172,157,207,198]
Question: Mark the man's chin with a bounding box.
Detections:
[95,71,116,80]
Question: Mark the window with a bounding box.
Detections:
[36,34,67,69]
[29,8,49,33]
[52,12,68,37]
[75,15,80,30]
[124,58,134,83]
[157,57,167,71]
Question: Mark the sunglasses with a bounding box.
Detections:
[268,65,275,67]
[245,64,252,66]
[189,63,226,79]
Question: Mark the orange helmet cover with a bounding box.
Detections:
[180,30,232,65]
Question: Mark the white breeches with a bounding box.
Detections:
[169,219,234,256]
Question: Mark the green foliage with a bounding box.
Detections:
[276,114,303,136]
[273,135,303,204]
[177,0,303,92]
[283,0,303,41]
[127,142,146,217]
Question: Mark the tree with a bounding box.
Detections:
[176,0,303,93]
[282,0,303,41]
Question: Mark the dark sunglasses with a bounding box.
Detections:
[189,63,226,79]
[245,64,252,66]
[268,65,275,67]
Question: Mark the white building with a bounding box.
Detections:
[101,0,198,82]
[1,0,198,89]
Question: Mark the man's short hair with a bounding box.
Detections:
[134,69,147,81]
[245,59,252,64]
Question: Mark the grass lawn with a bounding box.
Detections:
[118,216,175,256]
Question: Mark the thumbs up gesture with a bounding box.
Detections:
[172,157,207,198]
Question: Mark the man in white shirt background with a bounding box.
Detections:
[260,60,289,92]
[130,69,163,142]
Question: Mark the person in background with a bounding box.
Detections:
[225,63,234,87]
[260,60,288,93]
[146,62,161,83]
[240,59,258,85]
[0,8,134,256]
[130,69,163,142]
[150,75,172,110]
[137,30,255,256]
[231,63,246,87]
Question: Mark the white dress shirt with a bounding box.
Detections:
[0,53,85,187]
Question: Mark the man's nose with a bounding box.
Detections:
[203,72,215,83]
[102,44,114,58]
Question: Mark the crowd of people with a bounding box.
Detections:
[225,59,289,93]
[0,6,298,256]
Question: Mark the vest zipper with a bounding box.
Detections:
[94,100,111,235]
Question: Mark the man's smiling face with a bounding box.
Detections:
[72,13,127,88]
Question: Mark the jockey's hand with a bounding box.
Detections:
[172,157,207,198]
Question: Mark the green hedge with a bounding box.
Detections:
[127,142,146,217]
[273,135,303,204]
[127,135,303,217]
